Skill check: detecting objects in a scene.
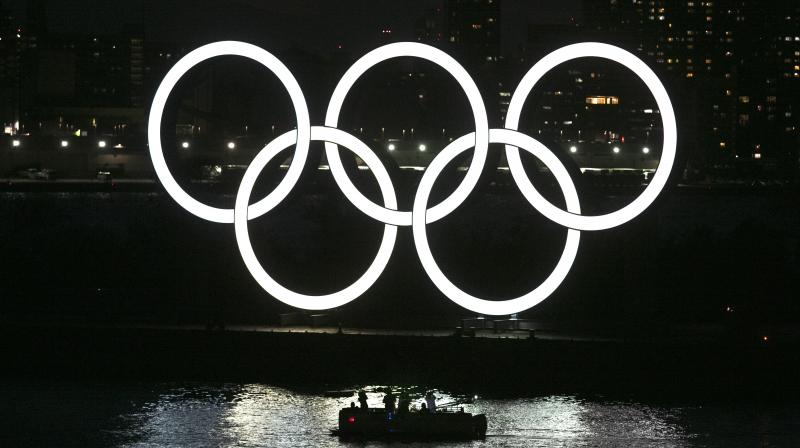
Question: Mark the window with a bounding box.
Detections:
[586,96,619,105]
[738,114,749,126]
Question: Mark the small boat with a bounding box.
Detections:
[332,407,487,441]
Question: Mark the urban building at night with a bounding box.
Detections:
[580,0,800,177]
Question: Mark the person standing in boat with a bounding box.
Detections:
[357,390,368,410]
[425,391,437,413]
[397,391,411,414]
[383,388,396,414]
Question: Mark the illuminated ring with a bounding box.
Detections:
[234,126,398,310]
[505,42,677,231]
[325,42,489,227]
[413,129,581,315]
[148,41,311,224]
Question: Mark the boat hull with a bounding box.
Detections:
[335,408,487,440]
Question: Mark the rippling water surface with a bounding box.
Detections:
[2,381,799,447]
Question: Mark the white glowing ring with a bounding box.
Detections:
[148,41,311,224]
[234,127,398,310]
[505,42,677,231]
[325,42,489,226]
[413,128,581,315]
[149,41,677,314]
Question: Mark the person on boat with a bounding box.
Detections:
[397,391,410,414]
[357,390,368,410]
[419,402,427,412]
[382,388,396,413]
[424,391,437,413]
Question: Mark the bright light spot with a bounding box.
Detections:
[612,146,620,154]
[754,153,762,159]
[60,140,69,148]
[181,141,190,149]
[419,144,426,152]
[387,143,396,151]
[98,140,107,148]
[11,139,20,147]
[227,142,236,149]
[642,147,650,154]
[762,335,769,342]
[569,146,577,153]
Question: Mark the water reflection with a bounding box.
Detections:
[123,384,691,447]
[3,382,799,447]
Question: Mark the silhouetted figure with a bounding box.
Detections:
[397,391,410,414]
[358,390,368,410]
[425,391,437,413]
[350,401,356,408]
[420,403,427,412]
[383,388,396,413]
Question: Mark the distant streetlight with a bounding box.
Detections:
[11,139,20,148]
[227,142,236,150]
[387,143,396,151]
[60,140,69,148]
[612,146,620,154]
[419,144,426,152]
[181,141,190,149]
[642,147,650,154]
[569,146,577,153]
[98,140,107,148]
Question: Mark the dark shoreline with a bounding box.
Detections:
[3,324,798,402]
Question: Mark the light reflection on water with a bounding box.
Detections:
[2,382,799,447]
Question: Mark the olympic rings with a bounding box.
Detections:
[325,42,489,226]
[505,42,677,231]
[148,41,677,315]
[148,41,311,224]
[412,129,581,315]
[234,127,398,310]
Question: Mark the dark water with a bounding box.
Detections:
[2,381,799,447]
[2,190,799,325]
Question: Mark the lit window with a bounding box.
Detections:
[738,114,749,125]
[585,96,619,105]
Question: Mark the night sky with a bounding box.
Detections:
[4,0,580,54]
